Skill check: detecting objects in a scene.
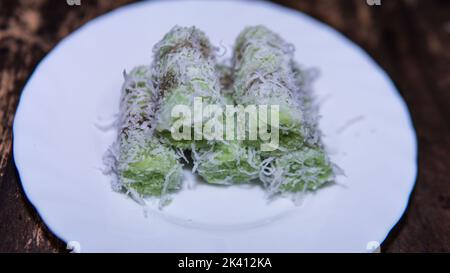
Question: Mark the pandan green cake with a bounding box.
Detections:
[232,26,334,195]
[105,66,183,203]
[151,26,224,149]
[105,25,335,206]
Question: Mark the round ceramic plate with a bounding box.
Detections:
[13,0,417,252]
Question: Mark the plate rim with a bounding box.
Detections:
[12,0,418,252]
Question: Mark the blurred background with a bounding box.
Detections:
[0,0,449,252]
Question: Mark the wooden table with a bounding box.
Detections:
[0,0,449,252]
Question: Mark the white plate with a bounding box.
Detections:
[13,0,417,252]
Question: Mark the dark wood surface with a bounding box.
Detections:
[0,0,449,253]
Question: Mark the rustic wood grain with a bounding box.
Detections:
[0,0,449,252]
